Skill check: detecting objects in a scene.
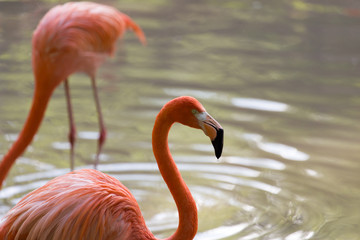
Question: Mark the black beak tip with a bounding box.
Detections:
[211,128,224,159]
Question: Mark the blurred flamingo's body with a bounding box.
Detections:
[0,2,146,181]
[0,96,224,240]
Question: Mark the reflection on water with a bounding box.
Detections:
[243,133,310,161]
[232,98,289,112]
[1,0,360,239]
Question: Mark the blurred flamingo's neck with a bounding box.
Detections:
[0,86,53,187]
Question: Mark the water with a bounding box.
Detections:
[0,1,360,239]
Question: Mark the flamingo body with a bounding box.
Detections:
[0,169,152,240]
[0,2,146,184]
[0,96,224,240]
[32,2,145,88]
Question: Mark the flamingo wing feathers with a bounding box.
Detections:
[34,2,144,53]
[0,169,152,240]
[32,2,145,82]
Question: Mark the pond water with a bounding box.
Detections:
[0,1,359,239]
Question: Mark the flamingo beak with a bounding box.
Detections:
[196,112,224,159]
[211,127,223,159]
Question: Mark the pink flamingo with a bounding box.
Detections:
[0,96,224,239]
[0,1,146,180]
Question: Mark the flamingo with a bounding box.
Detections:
[0,96,224,240]
[0,2,146,181]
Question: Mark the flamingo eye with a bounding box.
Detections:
[193,111,207,121]
[191,109,199,115]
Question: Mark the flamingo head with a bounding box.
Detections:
[168,96,224,159]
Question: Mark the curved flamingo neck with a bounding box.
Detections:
[152,108,198,240]
[0,85,53,187]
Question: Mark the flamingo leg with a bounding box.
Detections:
[64,78,76,171]
[91,76,106,169]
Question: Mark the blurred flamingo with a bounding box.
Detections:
[0,2,146,181]
[0,96,224,240]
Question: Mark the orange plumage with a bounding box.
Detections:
[0,169,150,239]
[32,2,145,86]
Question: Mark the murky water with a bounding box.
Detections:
[0,1,360,239]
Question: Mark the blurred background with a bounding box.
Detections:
[0,0,359,239]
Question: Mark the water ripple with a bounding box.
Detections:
[232,98,289,112]
[243,133,309,161]
[13,168,71,183]
[258,142,309,161]
[16,157,56,171]
[201,173,282,194]
[195,223,248,240]
[52,141,70,150]
[223,156,286,170]
[284,230,315,240]
[0,180,49,202]
[11,161,259,187]
[164,88,218,99]
[78,131,100,140]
